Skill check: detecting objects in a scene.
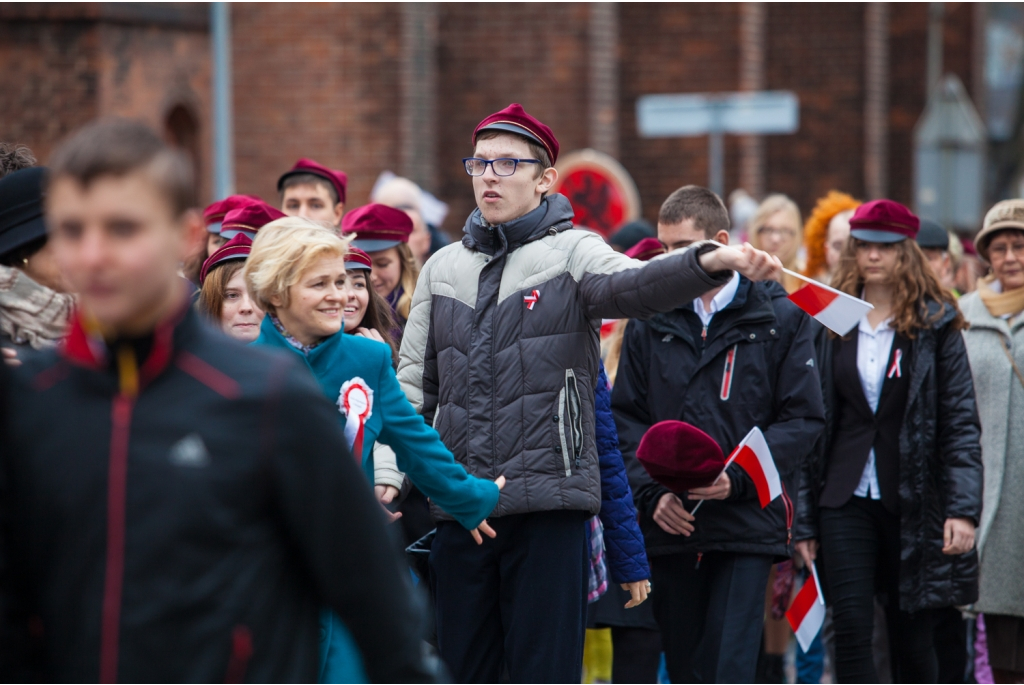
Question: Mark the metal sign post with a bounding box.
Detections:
[636,91,800,197]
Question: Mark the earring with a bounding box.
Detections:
[22,258,28,267]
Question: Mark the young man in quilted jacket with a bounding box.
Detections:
[397,103,784,682]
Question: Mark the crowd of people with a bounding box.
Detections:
[0,100,1020,685]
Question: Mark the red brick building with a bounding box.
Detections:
[0,3,995,233]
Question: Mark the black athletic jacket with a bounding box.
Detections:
[0,304,431,683]
[613,278,825,559]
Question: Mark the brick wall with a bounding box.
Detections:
[434,2,592,232]
[231,3,403,209]
[618,3,742,225]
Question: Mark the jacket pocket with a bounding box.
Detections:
[557,369,584,476]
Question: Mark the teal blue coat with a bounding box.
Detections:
[254,319,499,683]
[253,318,499,529]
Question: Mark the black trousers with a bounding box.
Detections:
[651,551,774,683]
[611,627,662,684]
[820,497,941,683]
[429,510,588,684]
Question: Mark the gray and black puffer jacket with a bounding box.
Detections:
[397,194,732,519]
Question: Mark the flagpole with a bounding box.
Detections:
[809,561,825,606]
[689,447,741,515]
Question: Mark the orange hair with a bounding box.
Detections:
[802,191,862,279]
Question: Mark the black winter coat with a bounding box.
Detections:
[795,301,983,612]
[0,306,431,683]
[613,278,825,559]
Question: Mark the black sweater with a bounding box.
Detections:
[0,305,432,682]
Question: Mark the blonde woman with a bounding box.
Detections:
[748,193,804,293]
[245,216,501,682]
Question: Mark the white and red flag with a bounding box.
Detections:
[787,279,873,336]
[724,426,781,508]
[786,562,826,652]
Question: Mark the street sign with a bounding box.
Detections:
[637,91,800,137]
[636,90,800,197]
[551,149,641,238]
[914,74,986,231]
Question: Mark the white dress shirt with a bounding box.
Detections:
[853,314,895,499]
[693,271,741,326]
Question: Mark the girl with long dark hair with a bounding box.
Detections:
[794,199,983,683]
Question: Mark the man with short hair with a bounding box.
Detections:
[398,105,783,682]
[0,119,430,682]
[613,184,825,683]
[278,158,347,227]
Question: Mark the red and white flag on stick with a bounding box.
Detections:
[787,275,873,336]
[786,562,826,653]
[726,426,781,508]
[690,425,780,514]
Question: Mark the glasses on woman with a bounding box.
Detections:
[462,157,541,177]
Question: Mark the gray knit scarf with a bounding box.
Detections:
[0,265,75,349]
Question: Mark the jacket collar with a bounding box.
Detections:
[61,294,193,389]
[255,315,346,366]
[648,277,776,341]
[461,193,575,257]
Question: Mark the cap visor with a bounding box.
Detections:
[345,262,372,271]
[219,228,258,240]
[850,229,907,244]
[476,122,545,147]
[352,239,401,253]
[206,221,222,234]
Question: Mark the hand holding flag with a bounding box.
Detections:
[786,562,826,653]
[690,425,780,513]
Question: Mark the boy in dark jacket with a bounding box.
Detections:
[613,185,825,683]
[0,119,431,683]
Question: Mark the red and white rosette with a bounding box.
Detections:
[338,377,374,462]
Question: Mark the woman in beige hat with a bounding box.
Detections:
[960,199,1024,683]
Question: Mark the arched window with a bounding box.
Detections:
[164,103,200,198]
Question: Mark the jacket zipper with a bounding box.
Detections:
[99,394,134,683]
[557,388,571,476]
[225,624,254,683]
[566,369,583,469]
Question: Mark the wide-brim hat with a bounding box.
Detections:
[975,199,1024,261]
[199,233,253,286]
[636,421,725,493]
[277,158,348,205]
[473,103,559,165]
[341,203,413,253]
[0,167,47,260]
[849,199,919,243]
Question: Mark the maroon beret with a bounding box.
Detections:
[625,237,666,262]
[345,246,372,271]
[220,203,287,240]
[849,199,919,243]
[278,158,348,205]
[200,233,253,286]
[202,195,262,234]
[636,421,726,493]
[473,103,559,165]
[341,203,413,253]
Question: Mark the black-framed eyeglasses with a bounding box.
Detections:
[462,157,541,177]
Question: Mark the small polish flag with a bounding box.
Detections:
[788,280,873,336]
[786,563,826,653]
[724,426,781,508]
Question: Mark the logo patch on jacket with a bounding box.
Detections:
[523,290,540,310]
[169,433,211,468]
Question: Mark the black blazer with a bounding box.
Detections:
[819,329,912,513]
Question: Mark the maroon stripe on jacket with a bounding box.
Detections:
[100,396,133,682]
[177,351,242,399]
